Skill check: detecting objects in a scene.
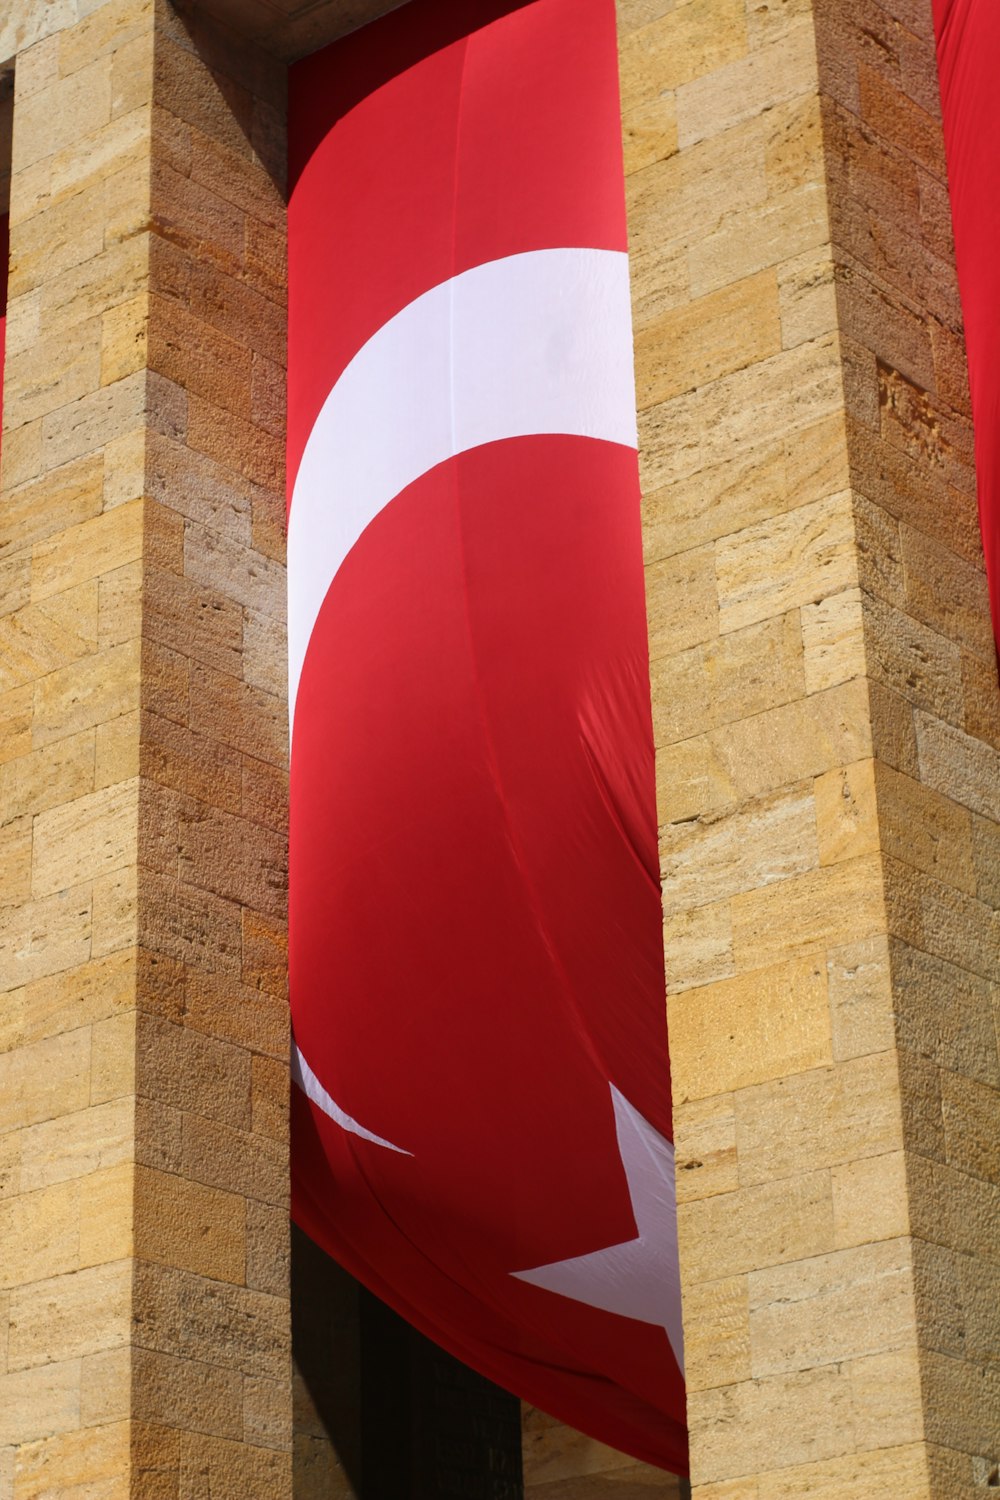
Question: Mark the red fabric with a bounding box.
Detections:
[288,0,686,1473]
[935,0,1000,654]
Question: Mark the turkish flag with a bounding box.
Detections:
[935,0,1000,656]
[287,0,687,1474]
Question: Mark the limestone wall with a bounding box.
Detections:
[0,1,291,1493]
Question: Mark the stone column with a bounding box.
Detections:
[620,0,999,1494]
[0,1,291,1494]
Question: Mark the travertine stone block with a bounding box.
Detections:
[667,956,831,1099]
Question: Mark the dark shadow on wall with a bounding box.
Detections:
[161,0,289,200]
[292,1224,524,1500]
[0,67,12,221]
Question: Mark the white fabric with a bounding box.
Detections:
[292,1043,411,1155]
[287,247,638,735]
[513,1085,684,1373]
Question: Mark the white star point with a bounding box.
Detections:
[512,1084,684,1373]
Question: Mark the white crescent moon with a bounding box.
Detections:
[286,246,639,737]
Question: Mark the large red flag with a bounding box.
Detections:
[934,0,1000,653]
[287,0,687,1473]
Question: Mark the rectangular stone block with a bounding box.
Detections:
[79,1163,134,1267]
[184,970,287,1059]
[831,1149,910,1248]
[0,1027,91,1134]
[733,1050,904,1187]
[188,662,285,767]
[98,559,143,649]
[673,1093,739,1204]
[0,817,32,909]
[661,786,818,912]
[848,1345,925,1453]
[0,456,104,560]
[645,544,719,661]
[619,0,747,100]
[19,1096,132,1193]
[716,491,856,634]
[134,1166,245,1285]
[1,949,135,1054]
[747,1238,915,1376]
[241,755,287,835]
[0,1179,80,1292]
[914,709,1000,823]
[132,1261,288,1381]
[663,898,735,994]
[730,852,885,970]
[863,593,965,728]
[7,1260,131,1371]
[899,523,994,665]
[0,1360,81,1446]
[907,1155,1000,1270]
[29,496,143,604]
[680,1169,834,1283]
[0,728,96,823]
[133,1345,244,1442]
[940,1071,1000,1185]
[755,1443,929,1499]
[683,1274,751,1394]
[12,1420,130,1500]
[80,1346,131,1428]
[650,610,805,746]
[688,1361,852,1486]
[801,586,867,694]
[138,871,242,978]
[668,955,831,1099]
[32,638,141,749]
[814,758,879,866]
[177,1430,290,1500]
[176,803,286,919]
[893,942,995,1086]
[641,410,849,566]
[141,711,242,814]
[876,760,976,894]
[639,335,843,493]
[179,1111,285,1209]
[30,779,139,898]
[0,583,98,697]
[96,712,140,790]
[707,677,872,815]
[636,269,780,410]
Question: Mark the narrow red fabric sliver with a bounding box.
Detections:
[934,0,1000,660]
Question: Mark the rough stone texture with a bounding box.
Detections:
[623,0,1000,1493]
[0,0,291,1493]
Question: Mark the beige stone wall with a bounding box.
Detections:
[0,5,154,1491]
[623,0,999,1493]
[0,0,291,1493]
